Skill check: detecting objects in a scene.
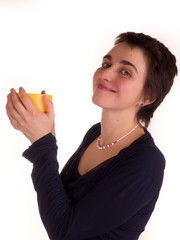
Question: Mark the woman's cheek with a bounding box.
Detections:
[93,69,101,89]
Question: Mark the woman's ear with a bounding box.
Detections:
[143,96,156,106]
[137,95,155,109]
[140,93,156,107]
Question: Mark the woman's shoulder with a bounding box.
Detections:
[123,129,166,179]
[133,130,165,164]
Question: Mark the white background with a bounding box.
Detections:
[0,0,179,239]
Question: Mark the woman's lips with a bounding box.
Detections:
[97,83,116,92]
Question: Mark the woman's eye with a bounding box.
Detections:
[101,62,110,69]
[121,69,131,77]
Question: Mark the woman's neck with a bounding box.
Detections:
[100,109,139,145]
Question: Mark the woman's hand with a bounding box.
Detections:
[6,87,55,143]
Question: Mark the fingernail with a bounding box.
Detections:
[19,87,23,92]
[10,88,16,93]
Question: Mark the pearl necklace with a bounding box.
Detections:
[97,123,139,150]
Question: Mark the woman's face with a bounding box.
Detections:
[92,42,148,114]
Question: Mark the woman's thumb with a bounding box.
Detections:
[43,95,54,116]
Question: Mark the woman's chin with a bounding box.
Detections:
[92,96,110,109]
[92,96,103,108]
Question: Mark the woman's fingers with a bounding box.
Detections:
[6,93,22,130]
[6,88,33,131]
[18,87,39,113]
[10,88,27,116]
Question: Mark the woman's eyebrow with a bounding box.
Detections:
[120,60,138,73]
[103,54,112,60]
[103,55,138,73]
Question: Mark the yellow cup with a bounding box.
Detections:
[18,93,52,112]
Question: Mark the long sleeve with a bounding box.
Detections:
[23,132,163,240]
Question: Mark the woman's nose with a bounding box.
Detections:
[101,67,115,82]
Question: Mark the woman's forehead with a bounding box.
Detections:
[107,42,145,58]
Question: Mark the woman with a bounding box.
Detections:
[6,32,177,240]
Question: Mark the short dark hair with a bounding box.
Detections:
[115,32,178,128]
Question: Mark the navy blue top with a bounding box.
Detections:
[23,123,165,240]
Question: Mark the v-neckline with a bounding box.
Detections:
[76,126,149,178]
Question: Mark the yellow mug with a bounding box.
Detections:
[18,93,52,112]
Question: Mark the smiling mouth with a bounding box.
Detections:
[97,83,116,92]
